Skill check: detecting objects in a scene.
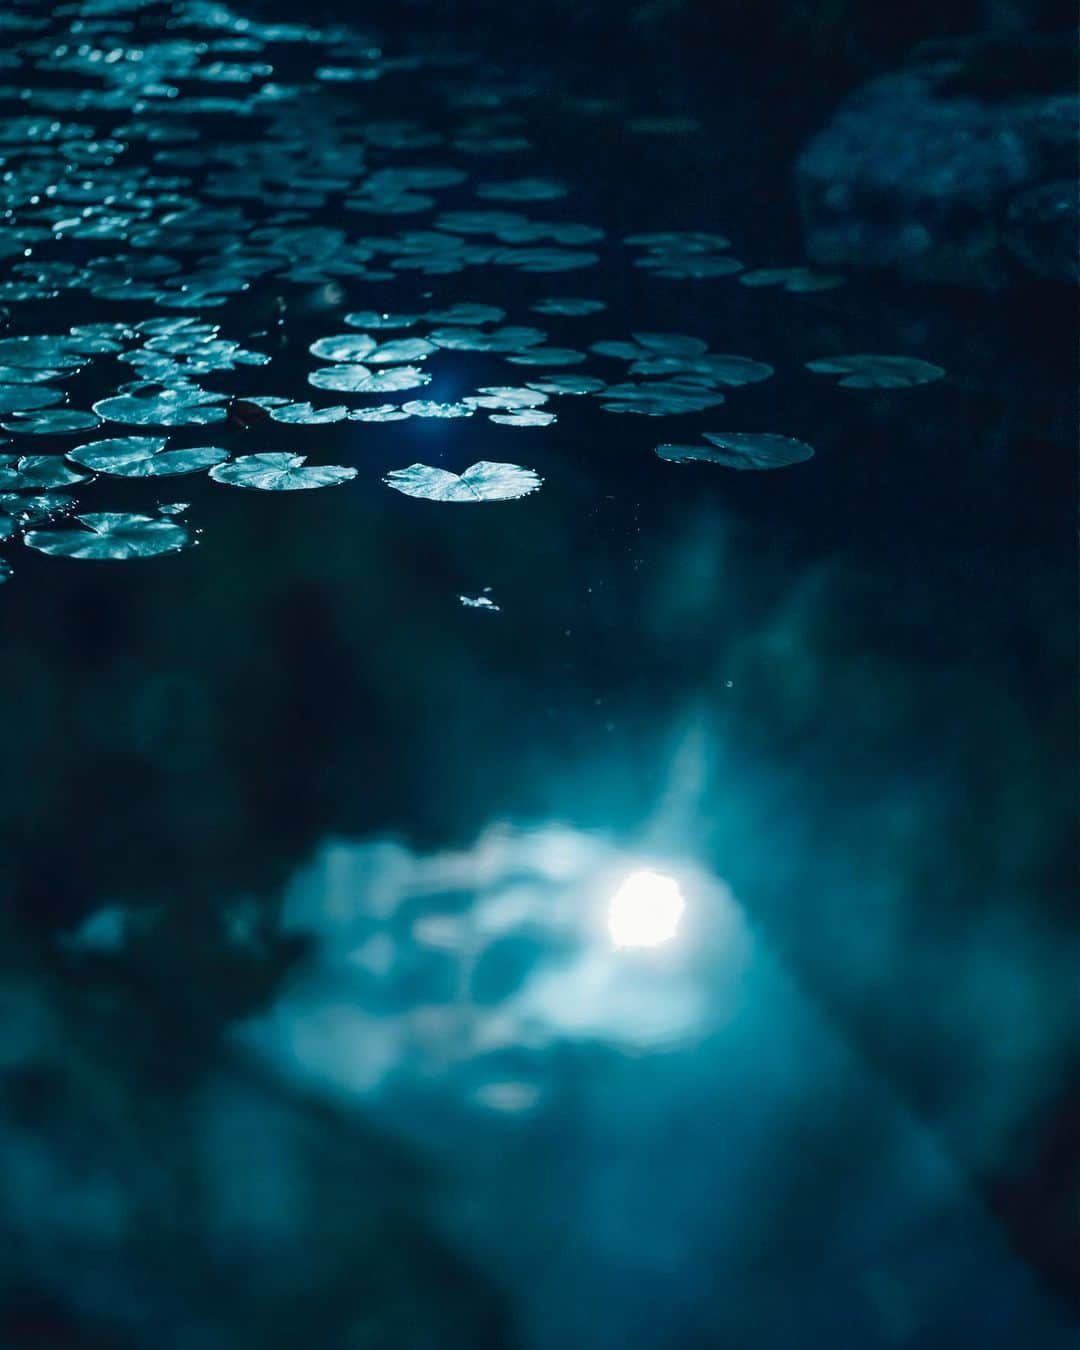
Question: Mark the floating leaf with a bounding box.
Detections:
[25,512,191,561]
[526,375,606,395]
[401,401,474,418]
[0,385,64,414]
[93,387,227,426]
[0,456,89,490]
[429,325,546,353]
[632,332,709,357]
[309,333,377,363]
[505,347,585,367]
[476,178,567,202]
[68,437,227,476]
[0,366,66,385]
[384,461,541,502]
[531,297,606,316]
[489,410,556,426]
[465,387,548,410]
[210,453,357,491]
[599,381,725,415]
[424,303,506,325]
[268,402,349,424]
[739,267,842,292]
[806,355,945,388]
[367,337,436,365]
[344,311,420,330]
[656,432,815,470]
[0,491,74,523]
[2,409,100,435]
[0,336,86,371]
[349,404,412,422]
[310,362,431,393]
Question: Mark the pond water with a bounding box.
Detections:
[0,0,1075,1346]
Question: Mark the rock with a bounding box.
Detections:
[796,48,1079,287]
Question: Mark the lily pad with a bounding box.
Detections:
[210,453,357,491]
[384,461,542,502]
[68,437,227,476]
[656,432,815,470]
[739,267,842,292]
[309,333,377,362]
[0,385,65,414]
[489,410,556,426]
[531,297,606,316]
[465,387,548,411]
[401,401,474,418]
[367,337,437,365]
[93,387,227,426]
[2,409,101,435]
[309,364,431,393]
[344,311,420,330]
[806,355,945,388]
[25,512,191,560]
[268,402,349,424]
[0,456,89,490]
[599,381,725,416]
[526,375,606,395]
[424,303,506,325]
[349,405,413,422]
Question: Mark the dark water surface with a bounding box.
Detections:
[0,1,1075,1346]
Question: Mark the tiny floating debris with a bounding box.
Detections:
[459,589,500,612]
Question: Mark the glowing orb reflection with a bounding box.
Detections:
[607,869,685,949]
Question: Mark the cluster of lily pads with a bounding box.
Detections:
[0,0,947,582]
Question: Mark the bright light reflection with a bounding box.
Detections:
[608,869,685,949]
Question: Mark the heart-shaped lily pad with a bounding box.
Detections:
[209,453,357,491]
[25,512,191,560]
[68,437,227,476]
[384,461,542,502]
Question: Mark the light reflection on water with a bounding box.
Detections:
[231,822,1070,1350]
[238,824,747,1111]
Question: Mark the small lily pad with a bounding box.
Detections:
[210,453,357,491]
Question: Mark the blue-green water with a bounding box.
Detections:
[0,0,1075,1345]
